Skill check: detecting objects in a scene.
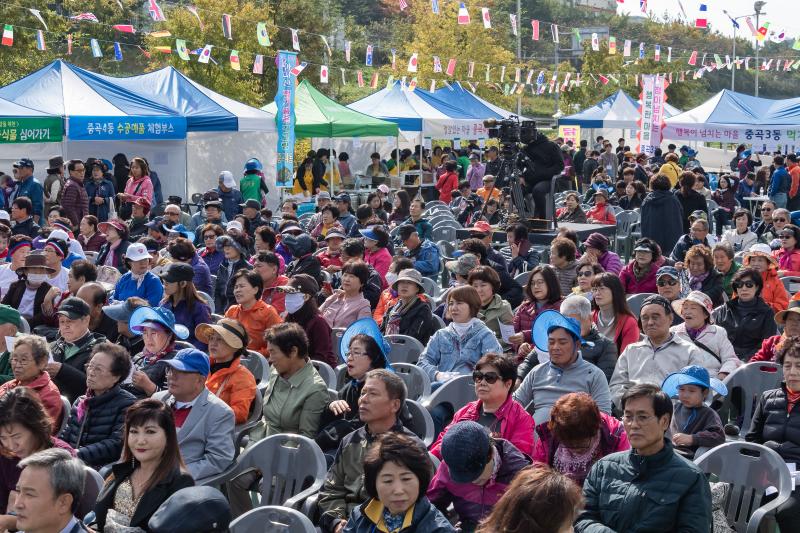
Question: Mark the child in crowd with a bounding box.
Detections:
[661,365,727,458]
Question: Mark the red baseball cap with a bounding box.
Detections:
[467,221,493,235]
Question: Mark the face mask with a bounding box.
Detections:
[385,272,399,286]
[27,273,48,285]
[285,293,306,314]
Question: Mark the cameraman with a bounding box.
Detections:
[484,147,503,187]
[523,131,565,219]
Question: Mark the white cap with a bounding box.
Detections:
[219,170,236,189]
[226,220,244,233]
[0,211,10,222]
[377,184,390,194]
[125,243,150,262]
[48,229,70,242]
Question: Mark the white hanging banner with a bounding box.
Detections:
[638,74,666,156]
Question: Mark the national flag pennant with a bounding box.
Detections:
[90,38,102,57]
[291,29,300,51]
[399,0,408,10]
[29,9,48,30]
[638,42,645,59]
[531,19,539,41]
[433,56,442,73]
[148,0,166,22]
[321,35,331,56]
[345,41,351,62]
[70,13,99,22]
[408,77,418,91]
[458,3,470,24]
[431,0,439,14]
[757,22,769,41]
[695,4,707,28]
[609,36,617,54]
[290,61,307,76]
[257,22,270,46]
[357,70,365,87]
[623,39,631,56]
[186,6,203,29]
[114,42,123,60]
[230,50,240,70]
[688,50,698,65]
[639,0,647,13]
[667,46,672,62]
[510,14,518,35]
[446,58,456,76]
[35,30,45,50]
[536,70,545,86]
[654,44,661,61]
[770,28,786,43]
[198,44,213,63]
[408,53,418,72]
[222,14,232,39]
[320,65,329,83]
[591,33,599,51]
[481,8,491,29]
[366,44,373,66]
[176,39,189,60]
[599,74,610,85]
[113,24,136,33]
[253,54,263,74]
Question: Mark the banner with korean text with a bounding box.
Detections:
[275,50,298,187]
[637,74,666,157]
[0,117,62,143]
[68,116,185,140]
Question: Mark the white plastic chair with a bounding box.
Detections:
[393,363,431,400]
[311,360,337,390]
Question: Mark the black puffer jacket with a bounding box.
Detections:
[59,385,137,467]
[522,133,565,188]
[745,385,800,462]
[712,297,777,361]
[381,297,439,346]
[50,331,108,403]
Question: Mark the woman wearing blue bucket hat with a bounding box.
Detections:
[661,365,726,459]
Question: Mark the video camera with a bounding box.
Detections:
[484,116,538,146]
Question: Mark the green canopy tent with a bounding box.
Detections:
[263,80,399,194]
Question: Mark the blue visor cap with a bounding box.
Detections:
[129,306,190,340]
[662,365,728,398]
[532,310,586,352]
[339,318,393,369]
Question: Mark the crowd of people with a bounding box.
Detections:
[0,138,795,532]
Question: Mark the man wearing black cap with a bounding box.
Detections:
[397,225,440,278]
[76,282,118,343]
[46,296,107,403]
[10,158,44,223]
[240,199,268,235]
[43,156,64,216]
[189,192,228,232]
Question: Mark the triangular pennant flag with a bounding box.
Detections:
[591,33,599,51]
[638,42,645,59]
[500,66,506,82]
[148,0,166,21]
[599,74,609,85]
[90,38,102,57]
[623,39,631,56]
[514,67,521,83]
[257,23,270,46]
[222,14,232,39]
[408,53,418,72]
[399,0,409,10]
[609,36,616,54]
[526,70,534,84]
[253,54,263,74]
[431,0,439,14]
[639,0,647,13]
[291,29,300,51]
[468,61,475,78]
[385,74,394,89]
[696,4,707,28]
[531,20,540,41]
[113,24,136,33]
[320,65,329,83]
[35,30,45,51]
[573,28,582,42]
[391,49,397,70]
[510,14,517,35]
[321,36,331,57]
[458,3,471,24]
[757,22,769,41]
[29,9,48,31]
[688,50,698,65]
[481,8,491,29]
[114,42,123,61]
[186,6,203,28]
[551,24,559,43]
[198,44,213,63]
[370,72,379,88]
[70,13,99,22]
[667,46,672,62]
[430,80,436,92]
[366,45,373,66]
[446,58,457,76]
[229,50,240,70]
[745,17,757,36]
[433,56,442,73]
[713,53,723,67]
[345,41,351,62]
[290,61,307,76]
[149,30,171,38]
[176,39,189,60]
[2,24,13,46]
[357,71,365,87]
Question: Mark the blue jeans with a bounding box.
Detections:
[771,192,788,209]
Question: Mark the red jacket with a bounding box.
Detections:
[749,334,783,363]
[513,299,564,345]
[435,171,459,203]
[592,310,640,355]
[430,396,534,459]
[586,204,616,225]
[618,256,665,295]
[0,372,63,433]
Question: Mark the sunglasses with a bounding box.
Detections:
[656,279,678,287]
[577,271,594,278]
[781,234,795,240]
[472,371,501,384]
[762,207,773,212]
[732,280,756,289]
[774,218,788,223]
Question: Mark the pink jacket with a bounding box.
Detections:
[618,256,665,295]
[774,247,800,278]
[123,175,154,204]
[592,310,640,355]
[430,396,534,459]
[365,247,392,287]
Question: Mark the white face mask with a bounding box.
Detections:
[385,272,399,287]
[27,273,49,285]
[285,292,306,314]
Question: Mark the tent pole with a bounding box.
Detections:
[329,137,334,197]
[184,137,189,205]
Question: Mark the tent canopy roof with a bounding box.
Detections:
[262,80,397,138]
[93,65,276,132]
[0,96,58,118]
[434,82,528,120]
[559,89,681,128]
[665,89,800,128]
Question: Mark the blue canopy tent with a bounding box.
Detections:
[664,90,800,151]
[559,89,681,129]
[434,82,530,120]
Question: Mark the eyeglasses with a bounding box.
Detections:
[472,371,501,384]
[774,218,788,223]
[85,364,109,375]
[203,234,216,240]
[347,350,371,359]
[165,212,180,217]
[732,280,756,289]
[577,271,594,278]
[9,357,33,366]
[622,414,657,425]
[656,279,678,287]
[590,285,608,292]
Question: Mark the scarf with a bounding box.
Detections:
[553,433,601,484]
[632,261,651,282]
[141,326,175,365]
[682,406,699,432]
[385,297,417,337]
[788,386,800,413]
[381,508,405,532]
[685,324,707,340]
[451,317,480,337]
[75,390,95,423]
[779,249,797,272]
[688,270,709,291]
[130,270,147,289]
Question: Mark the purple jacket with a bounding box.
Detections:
[162,299,212,350]
[598,250,622,275]
[427,439,530,528]
[190,253,213,295]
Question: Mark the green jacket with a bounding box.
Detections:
[575,439,712,532]
[240,172,264,203]
[478,293,514,350]
[318,419,422,532]
[720,261,741,299]
[0,351,12,385]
